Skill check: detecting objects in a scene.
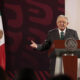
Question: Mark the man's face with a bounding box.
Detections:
[56,17,68,31]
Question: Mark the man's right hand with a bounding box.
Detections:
[30,40,37,48]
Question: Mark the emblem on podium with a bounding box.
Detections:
[65,38,78,52]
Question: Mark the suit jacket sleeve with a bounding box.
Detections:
[36,31,51,51]
[74,31,79,40]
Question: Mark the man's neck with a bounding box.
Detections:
[58,28,66,36]
[58,28,66,31]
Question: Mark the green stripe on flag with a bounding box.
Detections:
[0,11,1,16]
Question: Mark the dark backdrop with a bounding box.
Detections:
[1,0,64,79]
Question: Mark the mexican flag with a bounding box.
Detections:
[0,11,6,70]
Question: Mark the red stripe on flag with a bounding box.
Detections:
[0,44,6,70]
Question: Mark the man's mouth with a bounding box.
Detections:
[61,26,64,27]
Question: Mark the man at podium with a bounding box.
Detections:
[30,15,79,76]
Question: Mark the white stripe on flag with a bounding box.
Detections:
[0,15,5,45]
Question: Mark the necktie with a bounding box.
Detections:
[60,31,64,40]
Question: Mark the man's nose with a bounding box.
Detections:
[60,22,64,25]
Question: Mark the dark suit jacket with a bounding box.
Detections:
[37,28,79,51]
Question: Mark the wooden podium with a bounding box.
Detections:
[48,40,80,80]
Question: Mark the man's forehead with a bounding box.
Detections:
[57,17,68,22]
[58,16,66,19]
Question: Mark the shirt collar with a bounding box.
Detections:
[58,28,66,36]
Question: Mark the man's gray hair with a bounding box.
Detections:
[57,15,68,22]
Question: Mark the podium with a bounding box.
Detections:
[48,40,80,80]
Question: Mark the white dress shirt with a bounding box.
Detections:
[58,28,66,38]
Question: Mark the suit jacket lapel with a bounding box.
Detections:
[56,28,60,39]
[64,28,69,39]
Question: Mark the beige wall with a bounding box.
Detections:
[65,0,80,39]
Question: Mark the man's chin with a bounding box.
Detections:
[60,28,65,31]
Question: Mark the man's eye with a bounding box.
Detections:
[58,21,66,23]
[63,22,66,23]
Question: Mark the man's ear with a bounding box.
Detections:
[67,22,69,25]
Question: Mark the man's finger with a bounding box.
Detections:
[31,40,35,44]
